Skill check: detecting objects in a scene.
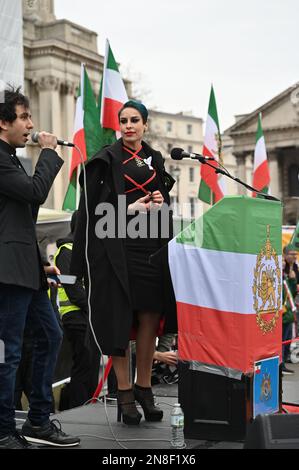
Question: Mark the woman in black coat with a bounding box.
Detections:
[71,101,177,425]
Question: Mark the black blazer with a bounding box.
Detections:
[0,139,64,290]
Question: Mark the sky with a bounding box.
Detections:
[55,0,299,130]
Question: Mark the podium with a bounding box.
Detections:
[168,196,283,441]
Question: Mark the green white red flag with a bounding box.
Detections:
[168,196,282,374]
[198,86,225,204]
[100,39,128,132]
[63,64,102,211]
[252,113,270,197]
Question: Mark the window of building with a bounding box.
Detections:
[187,124,193,135]
[170,196,179,217]
[167,143,172,154]
[288,164,299,197]
[167,121,173,132]
[189,167,194,182]
[188,145,193,154]
[189,197,195,219]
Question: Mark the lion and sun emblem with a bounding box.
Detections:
[252,225,281,334]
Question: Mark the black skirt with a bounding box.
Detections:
[125,236,163,314]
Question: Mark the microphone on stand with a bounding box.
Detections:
[31,132,75,148]
[171,147,215,162]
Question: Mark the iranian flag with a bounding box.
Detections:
[252,113,270,197]
[63,64,102,211]
[198,86,225,204]
[100,39,128,132]
[168,196,282,374]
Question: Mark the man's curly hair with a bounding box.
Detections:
[0,85,29,125]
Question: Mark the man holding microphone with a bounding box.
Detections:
[0,86,80,448]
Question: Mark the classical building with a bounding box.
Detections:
[226,83,299,224]
[21,1,204,214]
[22,0,105,209]
[148,110,204,219]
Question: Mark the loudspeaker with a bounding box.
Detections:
[244,414,299,449]
[179,362,251,441]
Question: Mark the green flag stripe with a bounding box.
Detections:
[256,113,263,143]
[83,67,103,159]
[62,172,77,212]
[198,178,211,204]
[106,45,119,72]
[177,196,282,255]
[208,85,220,131]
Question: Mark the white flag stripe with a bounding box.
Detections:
[254,136,267,171]
[103,69,128,103]
[168,241,282,314]
[204,114,219,158]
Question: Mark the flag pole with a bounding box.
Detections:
[76,165,80,210]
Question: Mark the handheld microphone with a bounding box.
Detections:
[31,132,75,148]
[171,147,215,162]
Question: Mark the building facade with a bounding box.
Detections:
[148,110,204,219]
[226,83,299,224]
[22,0,106,209]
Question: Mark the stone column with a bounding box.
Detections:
[34,76,62,209]
[234,153,247,195]
[268,150,281,200]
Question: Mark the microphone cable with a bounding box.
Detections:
[74,145,178,450]
[75,144,128,450]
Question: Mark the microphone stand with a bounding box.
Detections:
[193,156,280,202]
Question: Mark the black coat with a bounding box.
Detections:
[71,139,177,356]
[0,139,64,290]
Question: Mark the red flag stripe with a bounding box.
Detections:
[252,159,270,191]
[201,145,224,202]
[177,302,282,373]
[69,128,87,178]
[102,97,124,131]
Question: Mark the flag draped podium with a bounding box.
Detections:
[169,196,282,374]
[170,195,283,440]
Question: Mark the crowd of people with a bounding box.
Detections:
[282,244,299,375]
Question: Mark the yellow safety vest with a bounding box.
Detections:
[54,243,80,317]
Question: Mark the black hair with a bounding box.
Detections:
[118,100,148,124]
[0,85,30,125]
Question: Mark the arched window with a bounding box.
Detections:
[288,165,299,197]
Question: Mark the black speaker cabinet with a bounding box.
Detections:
[244,414,299,449]
[179,362,252,441]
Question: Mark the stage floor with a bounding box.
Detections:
[15,364,299,450]
[16,383,244,450]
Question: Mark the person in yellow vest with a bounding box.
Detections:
[54,211,98,409]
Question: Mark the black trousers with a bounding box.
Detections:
[62,310,99,409]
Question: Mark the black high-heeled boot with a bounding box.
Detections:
[117,389,142,425]
[134,384,163,422]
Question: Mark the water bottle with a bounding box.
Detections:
[170,403,186,448]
